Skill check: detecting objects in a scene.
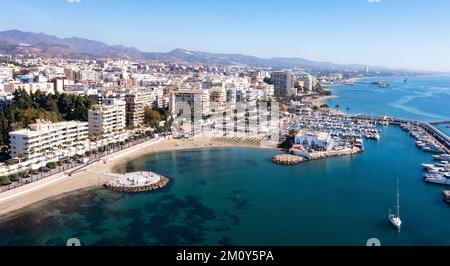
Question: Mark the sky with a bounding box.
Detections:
[0,0,450,72]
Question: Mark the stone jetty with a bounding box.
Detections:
[272,154,308,165]
[273,147,362,165]
[103,171,169,193]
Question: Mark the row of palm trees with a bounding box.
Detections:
[1,129,171,191]
[334,104,351,116]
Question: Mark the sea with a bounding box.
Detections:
[0,75,449,246]
[326,75,450,135]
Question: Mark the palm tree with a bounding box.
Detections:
[335,104,340,113]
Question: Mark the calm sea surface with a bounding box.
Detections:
[0,76,449,246]
[326,75,450,135]
[0,127,449,246]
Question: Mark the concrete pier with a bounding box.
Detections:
[103,171,169,193]
[350,115,450,153]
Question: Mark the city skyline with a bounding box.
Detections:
[1,0,450,72]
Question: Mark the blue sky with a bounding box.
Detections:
[0,0,449,71]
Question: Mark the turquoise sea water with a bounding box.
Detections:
[326,76,450,134]
[0,126,449,246]
[0,75,449,246]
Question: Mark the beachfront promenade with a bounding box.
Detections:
[0,133,167,194]
[0,136,166,214]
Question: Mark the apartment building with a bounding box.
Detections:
[0,67,13,82]
[3,82,55,94]
[170,89,210,117]
[209,87,227,113]
[271,71,295,97]
[9,120,89,163]
[297,74,317,93]
[125,89,152,128]
[77,70,101,82]
[88,98,126,137]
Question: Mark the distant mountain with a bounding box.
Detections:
[0,30,419,72]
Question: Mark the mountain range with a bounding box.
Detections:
[0,30,421,72]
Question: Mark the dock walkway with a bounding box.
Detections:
[350,115,450,154]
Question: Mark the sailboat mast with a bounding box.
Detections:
[396,178,400,217]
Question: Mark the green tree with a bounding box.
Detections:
[144,107,162,127]
[0,176,11,186]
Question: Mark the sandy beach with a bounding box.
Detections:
[310,94,348,116]
[311,95,337,108]
[0,135,269,218]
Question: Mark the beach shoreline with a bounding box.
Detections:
[0,135,275,218]
[311,95,337,108]
[311,94,348,116]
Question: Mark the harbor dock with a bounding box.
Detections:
[103,171,169,193]
[273,147,362,165]
[350,115,450,154]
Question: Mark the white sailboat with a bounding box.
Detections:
[389,178,402,232]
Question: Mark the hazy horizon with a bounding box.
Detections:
[1,0,450,72]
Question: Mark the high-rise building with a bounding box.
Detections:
[125,89,152,128]
[271,71,295,97]
[170,90,210,117]
[64,68,77,81]
[88,98,126,137]
[297,74,318,93]
[209,87,227,113]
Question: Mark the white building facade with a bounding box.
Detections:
[9,120,90,168]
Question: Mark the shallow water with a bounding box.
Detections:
[0,126,449,246]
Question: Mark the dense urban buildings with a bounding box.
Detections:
[0,54,332,177]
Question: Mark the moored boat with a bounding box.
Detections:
[389,178,402,232]
[424,175,450,185]
[443,190,450,204]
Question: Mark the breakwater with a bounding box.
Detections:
[272,147,362,165]
[103,171,169,193]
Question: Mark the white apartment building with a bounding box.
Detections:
[9,120,89,166]
[3,82,55,94]
[249,89,265,102]
[0,67,13,82]
[297,74,318,93]
[77,70,101,81]
[149,87,165,109]
[88,98,127,139]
